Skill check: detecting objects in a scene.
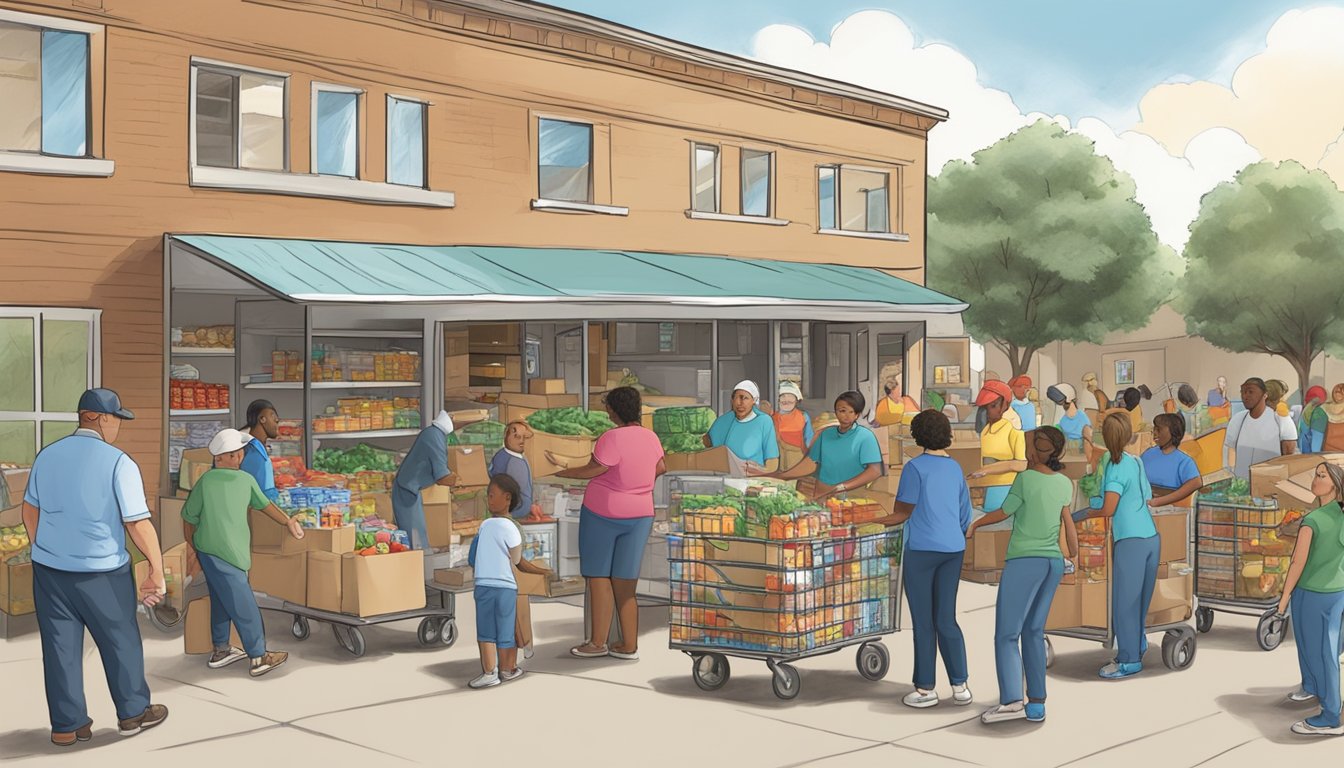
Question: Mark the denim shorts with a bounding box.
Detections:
[578,506,654,580]
[473,585,518,648]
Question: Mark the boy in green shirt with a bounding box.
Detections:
[183,429,303,677]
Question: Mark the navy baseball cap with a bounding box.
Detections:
[77,388,135,420]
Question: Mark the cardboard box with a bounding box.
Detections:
[0,558,34,616]
[422,484,452,505]
[529,378,566,395]
[888,434,905,467]
[1080,579,1108,628]
[304,525,356,555]
[908,438,982,476]
[178,448,213,491]
[1153,509,1189,564]
[1249,453,1340,501]
[368,491,395,522]
[1060,458,1091,482]
[1045,581,1081,630]
[498,392,580,425]
[444,330,470,358]
[426,503,454,549]
[966,520,1013,570]
[527,429,598,479]
[2,467,30,507]
[183,596,243,655]
[1145,573,1193,625]
[663,446,752,476]
[306,550,343,612]
[452,487,487,521]
[514,560,556,596]
[434,566,473,588]
[249,510,307,555]
[249,551,307,604]
[341,550,426,617]
[444,354,470,393]
[157,496,186,551]
[448,445,491,487]
[470,323,520,349]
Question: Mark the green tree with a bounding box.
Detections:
[1180,160,1344,396]
[929,120,1178,378]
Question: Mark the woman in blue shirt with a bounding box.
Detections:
[760,391,883,499]
[1141,414,1202,508]
[704,380,780,471]
[873,408,973,709]
[1080,413,1157,680]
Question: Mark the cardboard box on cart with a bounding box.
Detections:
[1249,453,1342,502]
[306,550,343,612]
[249,551,307,605]
[341,549,426,617]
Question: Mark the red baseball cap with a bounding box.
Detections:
[975,380,1014,407]
[1009,375,1032,389]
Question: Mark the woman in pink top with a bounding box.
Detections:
[550,386,666,661]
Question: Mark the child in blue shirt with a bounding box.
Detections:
[467,475,524,689]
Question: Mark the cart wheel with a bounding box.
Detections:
[855,642,890,681]
[1044,637,1055,670]
[346,626,366,658]
[291,615,310,641]
[439,619,458,647]
[691,653,731,691]
[332,623,351,653]
[147,603,183,633]
[1257,609,1286,652]
[1195,607,1213,634]
[417,617,441,647]
[1161,627,1197,670]
[771,663,801,700]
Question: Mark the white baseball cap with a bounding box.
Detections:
[208,428,251,456]
[432,410,455,435]
[778,381,803,400]
[732,380,760,401]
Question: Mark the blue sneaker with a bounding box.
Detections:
[1025,702,1046,722]
[1099,661,1142,679]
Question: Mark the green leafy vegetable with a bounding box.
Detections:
[526,407,615,437]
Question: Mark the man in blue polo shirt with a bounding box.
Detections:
[240,399,280,502]
[22,389,170,746]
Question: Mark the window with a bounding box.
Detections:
[818,165,894,234]
[741,149,772,217]
[0,19,89,156]
[386,96,427,188]
[313,84,360,178]
[691,143,719,213]
[0,308,99,467]
[537,118,592,203]
[191,63,286,171]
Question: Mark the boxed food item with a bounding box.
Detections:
[249,510,307,555]
[1146,573,1194,625]
[447,445,491,487]
[304,525,356,555]
[426,502,453,549]
[0,554,34,616]
[341,549,425,617]
[434,566,473,588]
[1153,508,1189,564]
[183,597,243,654]
[514,560,556,596]
[1044,581,1081,630]
[249,552,307,604]
[1080,579,1108,628]
[178,449,213,491]
[157,496,186,551]
[306,551,343,612]
[965,519,1012,571]
[529,379,567,395]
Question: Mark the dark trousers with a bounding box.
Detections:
[33,562,151,731]
[903,549,969,689]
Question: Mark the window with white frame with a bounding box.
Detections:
[191,62,286,171]
[818,165,895,234]
[741,149,773,217]
[0,308,100,467]
[537,118,592,203]
[0,17,91,157]
[313,83,361,178]
[691,143,719,213]
[386,96,427,188]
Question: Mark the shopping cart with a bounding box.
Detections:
[1193,495,1297,650]
[668,525,904,700]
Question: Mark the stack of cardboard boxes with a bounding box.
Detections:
[0,468,35,635]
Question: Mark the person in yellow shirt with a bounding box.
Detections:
[970,380,1027,512]
[874,377,920,428]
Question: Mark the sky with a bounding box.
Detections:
[543,1,1344,251]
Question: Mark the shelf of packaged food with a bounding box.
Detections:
[171,347,235,357]
[242,329,423,339]
[240,381,423,390]
[312,429,420,440]
[169,409,231,417]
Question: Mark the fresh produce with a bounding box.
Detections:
[1,525,29,556]
[5,549,31,565]
[526,407,615,437]
[612,368,662,396]
[746,491,804,522]
[313,444,399,474]
[662,433,708,454]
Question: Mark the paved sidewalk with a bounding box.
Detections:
[0,582,1335,766]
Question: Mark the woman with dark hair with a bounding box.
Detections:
[1142,414,1201,508]
[551,387,666,661]
[1275,462,1344,736]
[1117,386,1152,433]
[969,426,1078,724]
[970,381,1027,513]
[1079,413,1157,680]
[703,380,780,471]
[873,409,973,709]
[758,391,883,499]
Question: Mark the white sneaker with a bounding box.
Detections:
[207,646,248,669]
[953,683,973,705]
[981,703,1026,724]
[1292,720,1344,736]
[500,667,525,682]
[903,689,940,708]
[1287,689,1318,703]
[469,670,500,689]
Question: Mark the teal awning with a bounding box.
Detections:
[169,234,965,316]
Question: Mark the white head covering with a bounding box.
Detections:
[432,410,455,435]
[208,428,251,456]
[732,380,760,402]
[778,382,803,401]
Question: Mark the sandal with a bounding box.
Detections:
[570,643,609,658]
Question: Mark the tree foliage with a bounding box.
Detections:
[1180,160,1344,395]
[928,120,1178,377]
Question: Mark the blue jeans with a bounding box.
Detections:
[578,507,654,580]
[903,549,968,689]
[1291,588,1344,728]
[33,562,151,731]
[995,557,1064,704]
[474,585,519,648]
[196,552,267,659]
[1112,535,1160,664]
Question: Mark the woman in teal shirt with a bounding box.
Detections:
[761,391,883,498]
[1079,413,1156,680]
[1275,462,1344,736]
[967,426,1079,723]
[704,380,780,471]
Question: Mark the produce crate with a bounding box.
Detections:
[447,420,506,458]
[1194,496,1294,608]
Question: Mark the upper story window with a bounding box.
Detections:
[313,83,361,178]
[191,62,286,171]
[741,149,773,218]
[386,96,427,188]
[0,19,90,157]
[691,143,719,213]
[818,165,894,235]
[538,118,592,204]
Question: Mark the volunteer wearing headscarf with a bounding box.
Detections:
[874,377,920,428]
[969,381,1027,512]
[1266,379,1292,418]
[1142,414,1201,508]
[1319,385,1344,452]
[1275,462,1344,736]
[392,411,459,551]
[771,382,813,460]
[1299,386,1328,454]
[1047,383,1093,457]
[759,391,883,500]
[703,380,779,471]
[1008,376,1036,432]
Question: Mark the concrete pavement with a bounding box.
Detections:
[0,581,1337,767]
